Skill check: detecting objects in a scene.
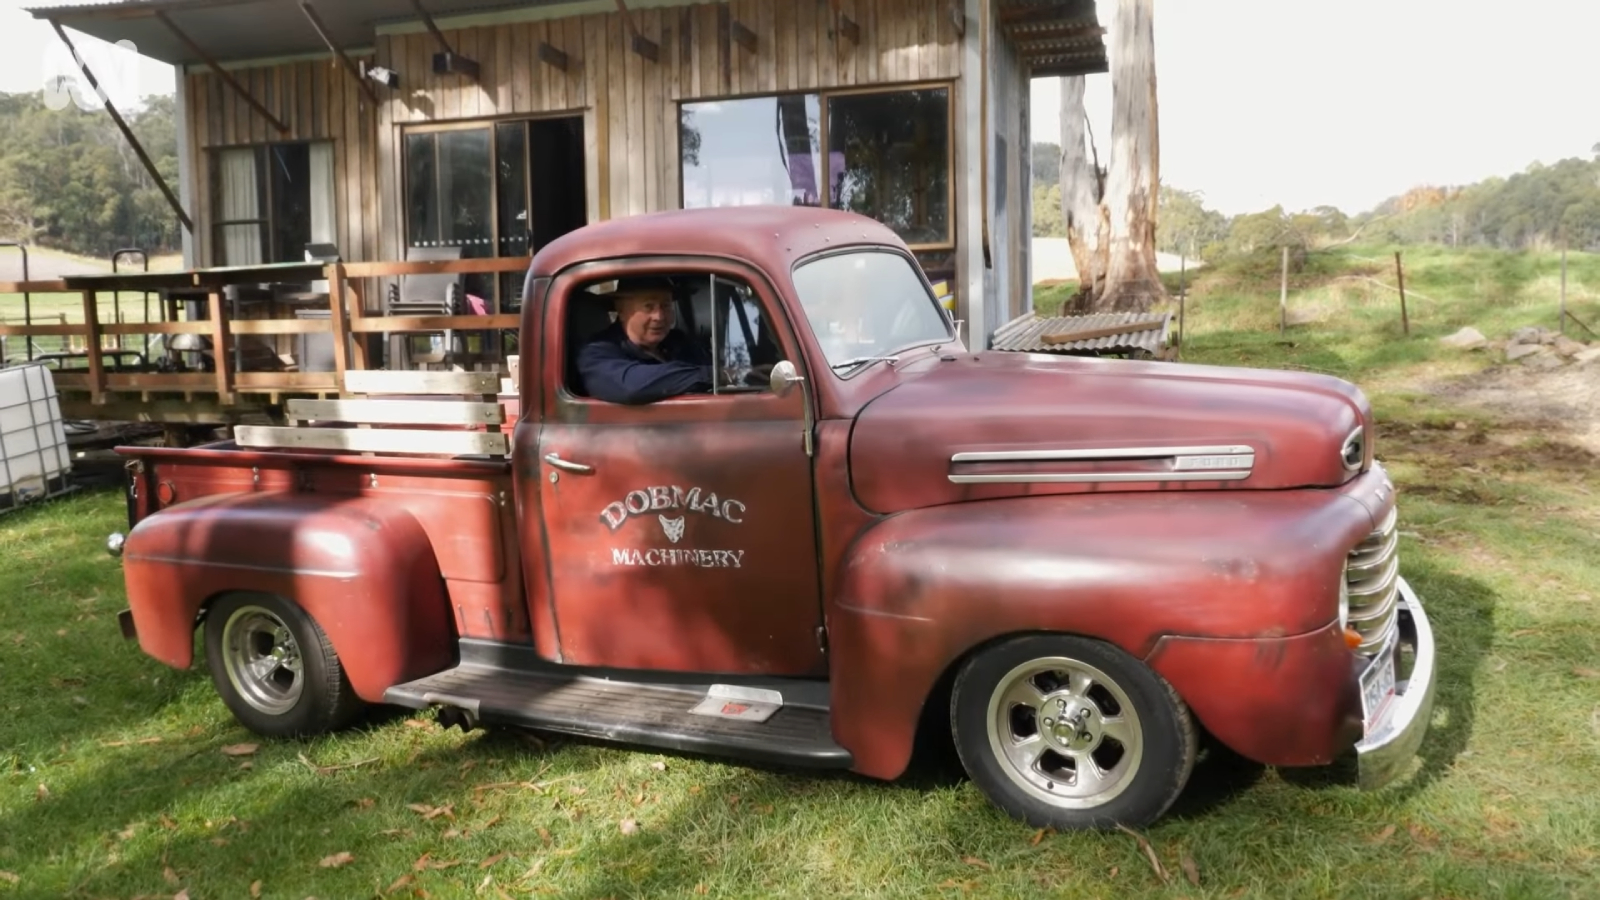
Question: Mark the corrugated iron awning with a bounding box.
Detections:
[25,0,574,66]
[991,311,1172,358]
[998,0,1107,77]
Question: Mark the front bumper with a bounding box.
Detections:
[1353,576,1436,789]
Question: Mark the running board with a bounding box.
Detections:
[384,658,850,769]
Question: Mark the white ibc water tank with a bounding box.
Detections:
[0,363,72,511]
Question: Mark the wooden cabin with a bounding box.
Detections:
[17,0,1106,424]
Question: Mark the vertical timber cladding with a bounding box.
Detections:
[180,0,967,274]
[183,54,382,269]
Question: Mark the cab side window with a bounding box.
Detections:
[562,272,785,404]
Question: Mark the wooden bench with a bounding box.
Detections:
[234,370,508,457]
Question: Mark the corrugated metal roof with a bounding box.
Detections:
[991,311,1171,357]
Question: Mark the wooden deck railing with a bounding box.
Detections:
[0,256,531,410]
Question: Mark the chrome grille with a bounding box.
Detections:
[1346,506,1400,654]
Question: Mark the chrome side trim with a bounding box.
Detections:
[949,471,1253,485]
[950,444,1254,463]
[948,444,1255,485]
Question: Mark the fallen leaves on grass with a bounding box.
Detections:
[408,802,455,820]
[1028,827,1054,846]
[619,818,640,835]
[937,879,977,891]
[103,736,162,747]
[249,883,262,899]
[35,783,48,801]
[298,753,380,775]
[1181,855,1200,887]
[479,853,508,869]
[961,856,991,871]
[412,852,464,872]
[384,874,413,895]
[163,866,180,886]
[319,852,355,869]
[174,890,190,900]
[1369,824,1398,844]
[1574,667,1600,679]
[221,743,259,757]
[1115,824,1170,883]
[352,798,376,809]
[0,871,18,885]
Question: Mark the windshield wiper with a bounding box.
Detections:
[829,355,900,371]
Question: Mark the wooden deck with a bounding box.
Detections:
[0,257,529,425]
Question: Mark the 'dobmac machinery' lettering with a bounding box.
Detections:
[610,548,747,568]
[600,485,746,532]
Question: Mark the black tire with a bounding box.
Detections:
[202,592,365,738]
[950,633,1197,830]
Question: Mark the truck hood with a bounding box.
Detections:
[847,350,1371,514]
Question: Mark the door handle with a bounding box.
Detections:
[543,453,594,475]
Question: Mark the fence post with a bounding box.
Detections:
[1560,246,1567,335]
[1394,251,1410,336]
[1279,245,1289,334]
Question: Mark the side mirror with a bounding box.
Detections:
[769,360,805,398]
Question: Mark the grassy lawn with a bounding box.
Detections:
[3,245,1600,898]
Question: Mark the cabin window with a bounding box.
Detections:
[210,141,335,266]
[402,117,587,317]
[679,86,953,249]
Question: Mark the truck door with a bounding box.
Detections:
[529,263,825,676]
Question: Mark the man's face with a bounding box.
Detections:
[616,290,676,350]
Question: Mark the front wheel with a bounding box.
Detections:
[202,593,365,738]
[950,634,1197,829]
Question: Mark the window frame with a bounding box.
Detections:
[677,82,957,252]
[208,138,334,267]
[401,112,587,314]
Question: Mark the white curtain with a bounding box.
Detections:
[218,148,261,266]
[309,142,336,247]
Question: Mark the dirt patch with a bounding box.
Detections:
[1418,361,1600,456]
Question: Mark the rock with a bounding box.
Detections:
[1522,352,1564,371]
[1439,327,1487,350]
[1554,336,1588,357]
[1540,330,1560,345]
[1505,343,1546,362]
[1575,347,1600,366]
[1509,326,1544,345]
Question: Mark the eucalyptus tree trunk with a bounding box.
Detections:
[1058,75,1108,307]
[1097,0,1166,313]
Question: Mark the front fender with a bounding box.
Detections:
[121,492,455,702]
[828,488,1376,780]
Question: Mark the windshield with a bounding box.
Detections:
[790,250,954,370]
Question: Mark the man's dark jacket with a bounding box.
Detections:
[576,322,713,404]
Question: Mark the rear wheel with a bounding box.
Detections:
[203,593,364,737]
[950,634,1197,829]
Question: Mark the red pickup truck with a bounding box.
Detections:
[107,206,1435,829]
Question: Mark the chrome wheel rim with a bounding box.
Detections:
[220,605,304,715]
[985,656,1144,809]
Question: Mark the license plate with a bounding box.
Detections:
[1360,641,1397,729]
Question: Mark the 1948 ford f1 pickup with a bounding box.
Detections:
[107,206,1436,829]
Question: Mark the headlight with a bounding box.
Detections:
[1341,426,1365,472]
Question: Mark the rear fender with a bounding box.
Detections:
[121,492,455,701]
[828,490,1375,780]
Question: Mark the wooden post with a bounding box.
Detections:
[1560,245,1567,335]
[208,289,234,404]
[1394,251,1409,336]
[81,290,106,405]
[1279,245,1289,334]
[1177,249,1186,349]
[348,277,369,370]
[328,263,351,386]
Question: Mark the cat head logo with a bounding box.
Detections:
[659,515,685,544]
